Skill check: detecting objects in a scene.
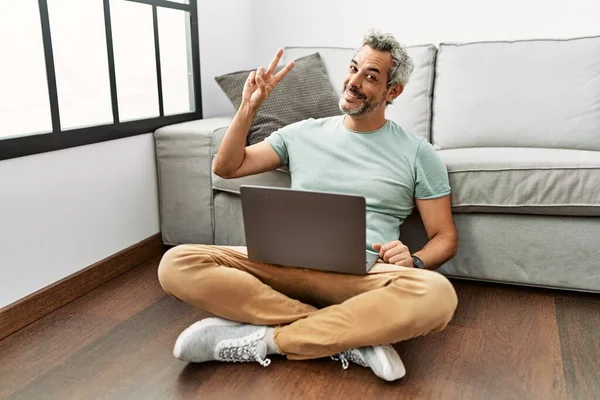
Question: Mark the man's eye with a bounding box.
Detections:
[367,74,376,80]
[350,66,358,72]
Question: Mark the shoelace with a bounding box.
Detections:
[218,338,271,367]
[331,349,368,370]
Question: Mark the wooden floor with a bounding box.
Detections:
[1,254,599,400]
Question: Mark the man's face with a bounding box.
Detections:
[339,46,393,117]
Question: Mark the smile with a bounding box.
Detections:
[345,89,365,101]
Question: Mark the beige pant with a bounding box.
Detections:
[158,244,458,360]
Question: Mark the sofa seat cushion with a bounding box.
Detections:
[212,156,291,195]
[439,147,600,216]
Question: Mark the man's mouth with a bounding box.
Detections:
[344,87,365,101]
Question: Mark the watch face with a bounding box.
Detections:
[412,256,424,269]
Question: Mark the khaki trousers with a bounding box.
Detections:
[158,244,457,360]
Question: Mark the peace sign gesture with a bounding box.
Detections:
[242,49,295,111]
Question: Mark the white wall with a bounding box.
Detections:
[0,134,159,308]
[251,0,600,64]
[198,0,253,118]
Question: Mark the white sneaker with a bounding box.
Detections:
[332,344,406,381]
[173,317,271,367]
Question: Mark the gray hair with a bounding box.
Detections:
[362,29,414,89]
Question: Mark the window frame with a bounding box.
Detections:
[0,0,202,161]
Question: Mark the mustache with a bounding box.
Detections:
[344,85,366,99]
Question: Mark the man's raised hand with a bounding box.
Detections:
[242,49,295,111]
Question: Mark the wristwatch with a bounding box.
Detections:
[411,255,426,269]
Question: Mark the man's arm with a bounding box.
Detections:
[413,195,458,270]
[371,195,457,270]
[213,104,283,179]
[213,49,294,179]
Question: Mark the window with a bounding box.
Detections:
[111,0,160,121]
[0,0,201,160]
[0,0,52,140]
[158,7,195,116]
[48,0,114,130]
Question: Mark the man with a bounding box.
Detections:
[158,30,458,382]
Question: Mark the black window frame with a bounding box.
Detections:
[0,0,202,161]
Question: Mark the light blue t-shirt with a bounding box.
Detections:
[264,115,451,250]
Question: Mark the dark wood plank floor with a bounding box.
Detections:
[1,254,599,400]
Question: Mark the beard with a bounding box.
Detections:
[339,85,386,116]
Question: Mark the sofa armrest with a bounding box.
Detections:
[154,117,233,245]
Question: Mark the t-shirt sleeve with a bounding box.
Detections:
[263,119,311,167]
[264,129,289,166]
[414,139,451,199]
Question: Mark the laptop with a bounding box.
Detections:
[240,185,380,275]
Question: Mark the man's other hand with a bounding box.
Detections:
[372,241,413,267]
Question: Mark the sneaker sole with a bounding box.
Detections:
[173,317,242,359]
[370,345,406,381]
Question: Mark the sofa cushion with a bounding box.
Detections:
[215,53,341,145]
[211,156,291,195]
[439,147,600,216]
[432,35,600,151]
[154,117,232,245]
[214,191,246,245]
[283,45,437,141]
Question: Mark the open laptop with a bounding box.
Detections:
[240,185,380,274]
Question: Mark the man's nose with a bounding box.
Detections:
[348,73,362,88]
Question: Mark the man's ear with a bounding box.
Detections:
[386,84,404,103]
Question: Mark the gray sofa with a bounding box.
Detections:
[154,36,600,292]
